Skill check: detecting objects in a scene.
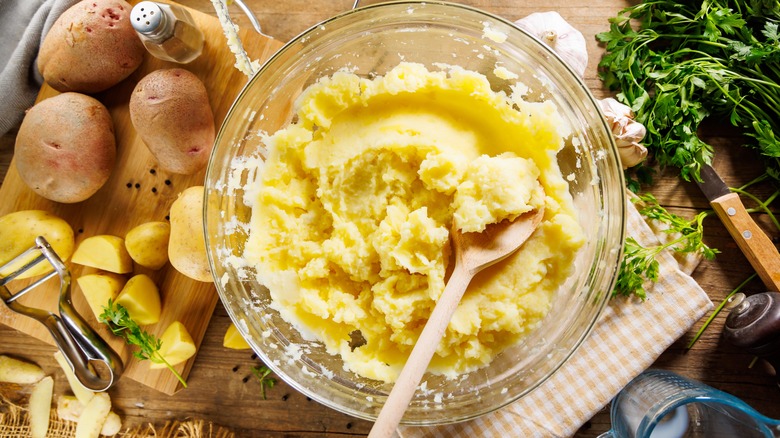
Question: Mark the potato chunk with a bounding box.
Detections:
[150,321,196,369]
[77,273,127,320]
[115,274,161,325]
[72,235,133,274]
[223,323,251,350]
[125,221,170,270]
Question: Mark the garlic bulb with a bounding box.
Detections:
[598,98,648,169]
[515,11,588,78]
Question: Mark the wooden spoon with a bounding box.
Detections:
[368,207,545,438]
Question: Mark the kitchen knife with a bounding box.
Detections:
[696,163,780,291]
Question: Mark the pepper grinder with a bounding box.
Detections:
[130,1,204,64]
[723,291,780,386]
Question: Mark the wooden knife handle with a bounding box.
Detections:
[711,192,780,291]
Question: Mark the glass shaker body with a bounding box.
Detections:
[131,1,204,64]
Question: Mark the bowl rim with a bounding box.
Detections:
[204,0,627,425]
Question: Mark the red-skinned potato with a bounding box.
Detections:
[37,0,144,93]
[15,92,116,203]
[129,68,215,175]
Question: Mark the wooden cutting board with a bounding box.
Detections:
[0,0,283,395]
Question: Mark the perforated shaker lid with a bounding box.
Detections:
[131,1,164,34]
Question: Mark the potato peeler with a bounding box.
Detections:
[0,236,123,391]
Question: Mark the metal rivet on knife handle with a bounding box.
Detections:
[710,191,780,291]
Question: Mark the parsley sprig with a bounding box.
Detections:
[597,0,780,183]
[614,194,718,299]
[99,300,187,388]
[251,365,276,399]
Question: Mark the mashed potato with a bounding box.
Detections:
[245,62,584,383]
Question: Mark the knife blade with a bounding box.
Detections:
[696,163,780,291]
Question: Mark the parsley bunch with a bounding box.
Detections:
[614,194,718,299]
[99,300,187,387]
[597,0,780,183]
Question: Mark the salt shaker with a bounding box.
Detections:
[130,1,204,64]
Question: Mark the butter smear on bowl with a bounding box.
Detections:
[243,62,584,384]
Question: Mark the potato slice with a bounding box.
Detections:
[53,351,94,405]
[114,274,161,325]
[58,395,122,436]
[125,221,171,270]
[0,354,45,384]
[150,321,196,369]
[72,235,133,274]
[77,273,127,320]
[0,209,75,279]
[223,322,251,350]
[29,375,53,438]
[75,392,111,438]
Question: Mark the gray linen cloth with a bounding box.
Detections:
[0,0,78,137]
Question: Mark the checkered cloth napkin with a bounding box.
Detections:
[398,195,714,438]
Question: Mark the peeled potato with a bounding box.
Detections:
[0,210,75,279]
[125,221,170,270]
[150,321,196,369]
[114,274,161,325]
[168,186,213,282]
[72,235,133,274]
[223,323,251,350]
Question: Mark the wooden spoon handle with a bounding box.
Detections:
[368,265,473,438]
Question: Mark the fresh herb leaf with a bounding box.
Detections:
[597,0,780,183]
[613,194,718,299]
[99,300,187,388]
[250,365,276,399]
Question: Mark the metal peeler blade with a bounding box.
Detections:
[0,236,123,391]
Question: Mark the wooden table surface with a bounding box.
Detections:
[2,0,779,436]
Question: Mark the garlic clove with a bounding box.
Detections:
[515,11,588,78]
[619,142,648,169]
[614,122,647,148]
[598,97,634,119]
[598,97,649,169]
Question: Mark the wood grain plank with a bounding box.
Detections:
[0,1,283,395]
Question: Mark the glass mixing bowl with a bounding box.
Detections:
[205,0,625,425]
